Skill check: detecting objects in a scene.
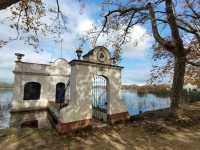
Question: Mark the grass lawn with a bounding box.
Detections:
[1,102,200,150]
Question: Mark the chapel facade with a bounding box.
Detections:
[11,46,128,133]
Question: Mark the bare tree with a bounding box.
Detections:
[151,39,200,86]
[94,0,200,113]
[0,0,68,50]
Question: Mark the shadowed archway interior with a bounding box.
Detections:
[23,82,41,100]
[56,82,65,103]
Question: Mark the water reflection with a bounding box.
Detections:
[122,90,171,116]
[0,91,13,128]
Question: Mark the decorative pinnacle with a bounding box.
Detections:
[76,48,82,60]
[15,53,24,62]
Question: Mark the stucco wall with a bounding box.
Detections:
[59,60,127,123]
[10,111,52,128]
[11,59,70,111]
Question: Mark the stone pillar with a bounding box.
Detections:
[58,61,93,133]
[106,67,129,124]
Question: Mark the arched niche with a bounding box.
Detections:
[23,82,41,100]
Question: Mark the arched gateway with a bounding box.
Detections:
[58,46,128,133]
[92,75,108,122]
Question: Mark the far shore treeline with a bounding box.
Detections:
[122,84,171,97]
[0,82,13,90]
[122,84,200,103]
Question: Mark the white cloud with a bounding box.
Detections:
[78,19,94,34]
[122,25,153,58]
[122,67,151,85]
[0,41,53,83]
[94,24,153,59]
[43,0,96,52]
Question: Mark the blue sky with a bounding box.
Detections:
[0,0,155,85]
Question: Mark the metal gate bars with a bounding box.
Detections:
[92,75,108,122]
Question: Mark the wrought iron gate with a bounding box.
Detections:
[92,75,108,122]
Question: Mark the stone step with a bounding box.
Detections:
[92,119,108,129]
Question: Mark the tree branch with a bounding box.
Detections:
[165,0,184,53]
[148,3,175,51]
[176,18,200,43]
[185,0,200,19]
[92,6,148,46]
[186,59,200,67]
[157,18,197,34]
[120,13,135,45]
[0,0,20,10]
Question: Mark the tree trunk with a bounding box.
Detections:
[170,55,186,112]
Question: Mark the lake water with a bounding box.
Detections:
[122,90,170,115]
[0,90,170,129]
[0,90,13,128]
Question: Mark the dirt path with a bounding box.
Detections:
[1,102,200,150]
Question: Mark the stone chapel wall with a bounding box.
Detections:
[11,58,70,111]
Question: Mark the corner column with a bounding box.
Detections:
[58,60,93,133]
